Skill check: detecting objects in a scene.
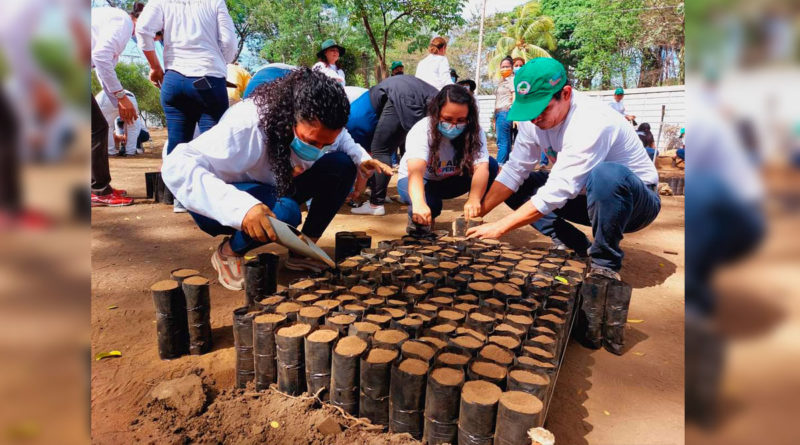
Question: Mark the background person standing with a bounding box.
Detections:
[415,36,452,90]
[135,0,238,212]
[313,39,346,85]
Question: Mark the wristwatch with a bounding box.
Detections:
[114,90,126,99]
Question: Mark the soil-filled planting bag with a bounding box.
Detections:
[253,313,287,390]
[349,321,380,341]
[170,268,200,283]
[297,305,326,329]
[372,328,409,350]
[423,367,465,445]
[494,391,545,445]
[145,171,158,199]
[182,276,213,355]
[465,309,495,335]
[275,323,311,395]
[233,306,257,387]
[326,313,357,337]
[391,317,423,338]
[359,348,399,427]
[400,340,436,363]
[151,280,190,359]
[457,380,502,445]
[579,276,609,349]
[335,232,358,263]
[452,216,483,237]
[304,327,339,400]
[389,358,428,438]
[330,336,368,415]
[467,360,508,389]
[603,279,633,355]
[506,367,550,402]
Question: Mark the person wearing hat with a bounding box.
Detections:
[465,58,661,280]
[609,87,636,122]
[390,61,404,76]
[313,39,346,85]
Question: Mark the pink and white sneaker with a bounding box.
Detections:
[210,237,244,290]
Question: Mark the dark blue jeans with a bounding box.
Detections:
[686,174,764,316]
[190,152,357,255]
[495,110,513,165]
[161,70,229,154]
[397,157,499,219]
[505,162,661,271]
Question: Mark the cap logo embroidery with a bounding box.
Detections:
[516,81,531,95]
[549,75,562,86]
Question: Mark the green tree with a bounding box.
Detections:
[91,62,165,125]
[332,0,466,80]
[487,1,556,76]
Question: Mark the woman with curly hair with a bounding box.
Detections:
[162,68,392,289]
[397,85,498,233]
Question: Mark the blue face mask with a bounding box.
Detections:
[290,133,330,162]
[437,121,466,140]
[513,66,521,74]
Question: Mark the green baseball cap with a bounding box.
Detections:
[390,61,404,71]
[614,87,624,95]
[507,57,567,121]
[317,39,345,59]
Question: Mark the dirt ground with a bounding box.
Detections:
[91,128,685,444]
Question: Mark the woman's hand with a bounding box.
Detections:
[465,221,506,240]
[359,159,393,177]
[241,203,277,242]
[463,198,482,220]
[411,203,432,227]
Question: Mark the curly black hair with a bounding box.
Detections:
[249,68,350,196]
[427,84,482,176]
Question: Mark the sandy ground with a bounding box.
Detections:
[91,129,685,444]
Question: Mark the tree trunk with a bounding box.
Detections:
[359,9,386,82]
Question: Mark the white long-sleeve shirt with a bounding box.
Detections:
[135,0,237,78]
[91,7,133,106]
[415,54,453,90]
[496,91,659,215]
[312,62,345,85]
[162,99,372,230]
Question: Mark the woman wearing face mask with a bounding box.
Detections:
[162,68,391,289]
[493,56,516,165]
[397,85,499,233]
[512,57,525,73]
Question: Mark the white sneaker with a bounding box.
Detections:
[136,148,144,155]
[350,201,385,216]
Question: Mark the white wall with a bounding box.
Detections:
[476,85,686,151]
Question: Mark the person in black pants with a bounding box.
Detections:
[348,75,438,216]
[91,96,132,207]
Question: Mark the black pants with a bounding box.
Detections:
[369,101,406,205]
[0,91,20,211]
[91,96,112,195]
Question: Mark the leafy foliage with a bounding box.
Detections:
[487,1,556,76]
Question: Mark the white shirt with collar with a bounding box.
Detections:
[495,91,658,215]
[312,62,346,85]
[135,0,237,78]
[91,7,133,105]
[608,99,625,115]
[415,54,453,90]
[162,99,371,230]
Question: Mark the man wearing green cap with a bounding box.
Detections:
[390,61,404,76]
[466,58,660,280]
[609,87,636,122]
[313,39,346,85]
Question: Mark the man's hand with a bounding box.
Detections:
[117,95,137,125]
[241,203,277,242]
[149,66,164,88]
[411,202,432,227]
[359,159,393,177]
[463,198,482,220]
[465,221,506,240]
[349,170,369,201]
[113,133,127,145]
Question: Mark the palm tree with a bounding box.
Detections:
[488,1,557,77]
